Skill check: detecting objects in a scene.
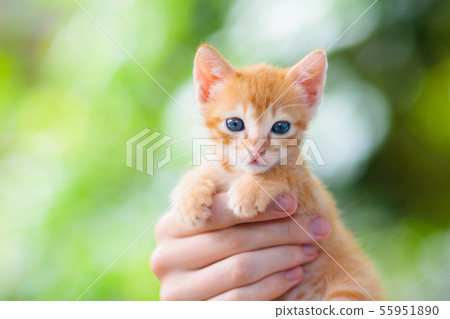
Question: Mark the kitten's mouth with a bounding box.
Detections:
[248,158,267,166]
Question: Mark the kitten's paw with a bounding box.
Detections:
[172,178,215,226]
[253,189,274,213]
[176,195,212,226]
[228,188,258,218]
[227,179,273,218]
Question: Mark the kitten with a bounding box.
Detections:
[171,44,383,300]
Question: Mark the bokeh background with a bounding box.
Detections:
[1,0,449,300]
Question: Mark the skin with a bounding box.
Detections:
[150,193,331,301]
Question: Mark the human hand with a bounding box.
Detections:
[150,193,331,300]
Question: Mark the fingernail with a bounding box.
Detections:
[284,266,303,281]
[274,195,297,214]
[303,244,317,257]
[310,217,331,237]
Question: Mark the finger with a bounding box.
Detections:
[157,215,329,270]
[156,192,298,239]
[162,245,314,301]
[209,267,304,300]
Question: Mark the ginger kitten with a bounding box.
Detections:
[172,44,383,300]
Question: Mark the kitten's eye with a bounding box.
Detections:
[226,118,245,132]
[272,121,290,134]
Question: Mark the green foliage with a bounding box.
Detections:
[0,0,449,300]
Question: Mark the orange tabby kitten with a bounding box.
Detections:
[172,44,383,300]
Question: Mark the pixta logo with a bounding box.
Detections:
[126,129,172,175]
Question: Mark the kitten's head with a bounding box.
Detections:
[194,44,327,174]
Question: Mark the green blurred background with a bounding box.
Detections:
[1,0,449,300]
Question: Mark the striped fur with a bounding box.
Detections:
[172,45,383,300]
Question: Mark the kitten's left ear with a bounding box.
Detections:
[193,45,235,104]
[286,50,327,115]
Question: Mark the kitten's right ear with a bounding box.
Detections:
[193,45,234,104]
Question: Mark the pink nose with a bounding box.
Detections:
[251,147,267,158]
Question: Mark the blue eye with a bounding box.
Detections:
[272,121,290,134]
[226,118,245,132]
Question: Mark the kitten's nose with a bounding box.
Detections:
[251,147,267,158]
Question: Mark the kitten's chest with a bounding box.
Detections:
[206,162,244,192]
[216,171,239,193]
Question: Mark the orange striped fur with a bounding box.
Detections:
[172,45,383,300]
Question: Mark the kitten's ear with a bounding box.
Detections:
[286,50,327,114]
[194,45,235,104]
